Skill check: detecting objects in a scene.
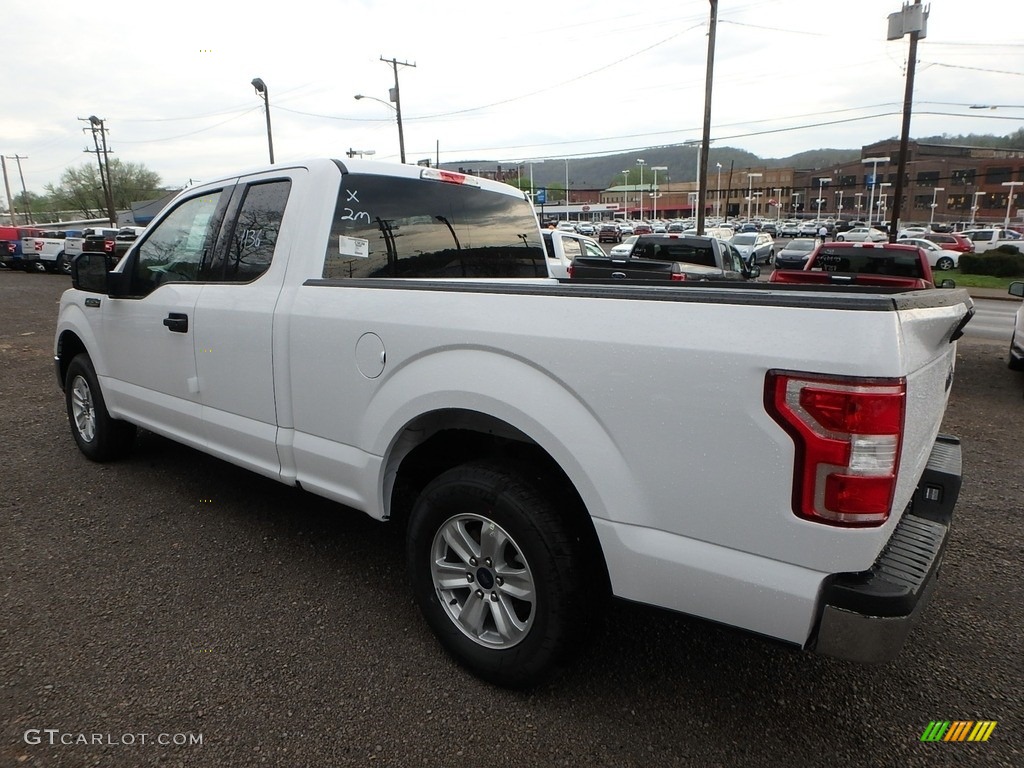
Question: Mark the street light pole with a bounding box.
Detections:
[746,172,762,221]
[637,159,646,220]
[355,94,406,163]
[651,166,667,220]
[773,187,783,224]
[970,190,984,226]
[929,186,945,228]
[878,182,892,224]
[1002,181,1022,229]
[716,163,722,220]
[863,156,890,227]
[836,189,844,221]
[622,170,630,217]
[251,78,274,164]
[816,177,832,220]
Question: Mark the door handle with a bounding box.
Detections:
[163,312,189,333]
[611,271,627,279]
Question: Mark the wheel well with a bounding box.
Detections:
[56,331,87,389]
[387,410,610,592]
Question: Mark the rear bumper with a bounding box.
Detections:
[810,434,961,663]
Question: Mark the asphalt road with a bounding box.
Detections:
[2,269,1021,767]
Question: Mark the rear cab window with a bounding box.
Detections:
[322,172,545,279]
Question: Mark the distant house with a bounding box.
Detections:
[123,189,179,227]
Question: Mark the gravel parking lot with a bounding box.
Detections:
[2,270,1021,767]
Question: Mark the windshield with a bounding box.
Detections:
[733,234,756,245]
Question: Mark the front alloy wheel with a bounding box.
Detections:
[70,374,97,443]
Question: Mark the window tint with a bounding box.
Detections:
[134,191,224,292]
[813,247,924,278]
[560,237,583,262]
[322,173,545,279]
[204,180,290,282]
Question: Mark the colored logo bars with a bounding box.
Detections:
[920,721,997,742]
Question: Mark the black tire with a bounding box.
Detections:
[935,256,954,272]
[1009,334,1024,372]
[57,252,72,275]
[406,460,591,688]
[65,354,137,461]
[836,235,845,242]
[768,250,775,266]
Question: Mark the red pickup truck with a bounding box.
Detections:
[768,241,953,290]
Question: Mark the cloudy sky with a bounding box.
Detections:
[4,0,1022,195]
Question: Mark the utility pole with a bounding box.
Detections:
[381,56,415,163]
[80,116,117,224]
[5,155,32,224]
[696,0,718,236]
[887,0,927,242]
[0,156,17,225]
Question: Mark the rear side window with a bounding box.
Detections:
[633,238,716,268]
[204,179,291,282]
[322,173,545,279]
[813,247,924,278]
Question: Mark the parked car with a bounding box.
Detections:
[898,238,961,271]
[731,232,775,266]
[568,233,759,282]
[617,221,635,236]
[835,227,887,243]
[575,222,597,237]
[779,220,802,238]
[542,229,606,279]
[774,238,818,270]
[609,235,638,258]
[897,226,928,240]
[923,232,973,253]
[798,221,820,237]
[959,228,1022,253]
[1008,282,1024,371]
[769,241,950,291]
[633,223,653,236]
[597,223,622,243]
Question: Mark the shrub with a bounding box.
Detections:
[959,246,1024,277]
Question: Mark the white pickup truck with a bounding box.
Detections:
[959,227,1022,253]
[55,158,970,687]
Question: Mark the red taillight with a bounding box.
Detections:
[670,272,687,281]
[567,264,574,278]
[104,239,114,253]
[765,371,906,527]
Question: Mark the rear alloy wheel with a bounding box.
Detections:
[57,252,72,275]
[407,460,592,688]
[935,256,954,272]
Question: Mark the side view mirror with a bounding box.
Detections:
[71,252,112,293]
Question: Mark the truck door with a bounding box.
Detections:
[191,173,295,480]
[98,189,231,445]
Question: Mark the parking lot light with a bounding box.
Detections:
[862,156,890,226]
[746,172,762,220]
[1002,181,1022,229]
[929,187,945,227]
[816,177,832,220]
[251,78,274,164]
